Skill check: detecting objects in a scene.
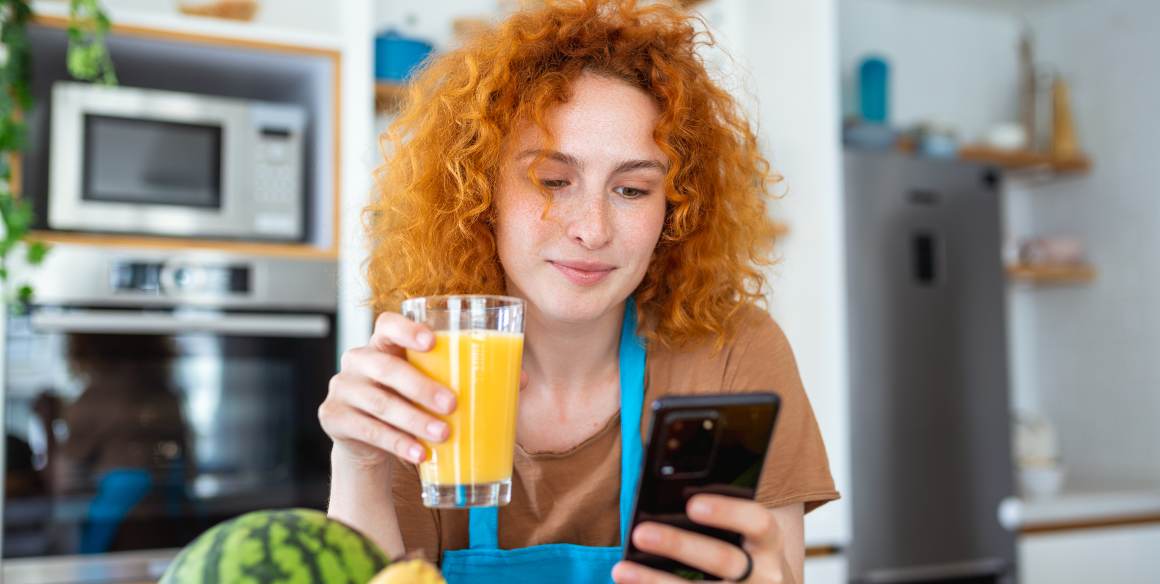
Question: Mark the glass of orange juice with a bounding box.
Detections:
[400,295,525,508]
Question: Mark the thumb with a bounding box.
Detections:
[519,370,530,392]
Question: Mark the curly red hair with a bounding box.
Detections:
[366,0,782,349]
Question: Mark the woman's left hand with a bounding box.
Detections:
[611,494,794,584]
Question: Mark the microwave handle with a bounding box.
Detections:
[30,310,330,338]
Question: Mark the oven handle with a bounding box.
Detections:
[30,310,330,338]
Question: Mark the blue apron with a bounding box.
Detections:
[441,299,646,584]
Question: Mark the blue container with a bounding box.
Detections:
[859,56,890,124]
[920,133,959,158]
[374,30,434,82]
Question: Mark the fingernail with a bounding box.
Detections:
[635,527,660,546]
[615,563,640,583]
[409,445,424,463]
[690,499,712,517]
[416,330,433,348]
[437,391,456,414]
[426,421,448,441]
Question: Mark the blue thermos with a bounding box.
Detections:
[859,56,889,124]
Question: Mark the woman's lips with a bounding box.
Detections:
[550,261,615,286]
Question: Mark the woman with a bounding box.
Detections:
[321,1,838,582]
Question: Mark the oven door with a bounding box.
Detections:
[2,305,335,571]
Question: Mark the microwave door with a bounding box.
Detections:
[82,116,224,209]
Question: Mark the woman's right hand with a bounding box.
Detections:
[319,312,457,470]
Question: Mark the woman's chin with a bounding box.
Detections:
[528,287,624,325]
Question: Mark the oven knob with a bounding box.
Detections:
[173,267,190,288]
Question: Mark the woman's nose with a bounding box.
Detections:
[561,190,613,250]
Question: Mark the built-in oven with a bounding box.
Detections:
[49,82,307,242]
[1,245,337,582]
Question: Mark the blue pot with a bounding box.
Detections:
[375,30,434,82]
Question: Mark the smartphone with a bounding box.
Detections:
[623,392,780,580]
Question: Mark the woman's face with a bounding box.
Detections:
[496,73,668,325]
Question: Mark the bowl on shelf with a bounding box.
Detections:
[1020,464,1066,499]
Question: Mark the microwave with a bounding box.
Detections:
[48,82,307,241]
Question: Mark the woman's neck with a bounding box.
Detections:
[521,301,624,396]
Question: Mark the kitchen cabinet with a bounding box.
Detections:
[3,3,375,574]
[1015,488,1160,582]
[1019,524,1160,583]
[24,4,343,261]
[804,554,847,584]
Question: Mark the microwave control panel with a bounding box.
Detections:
[249,108,306,239]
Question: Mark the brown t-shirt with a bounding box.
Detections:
[390,304,839,564]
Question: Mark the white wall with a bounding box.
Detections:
[1004,0,1160,488]
[839,0,1021,141]
[682,0,852,549]
[742,0,852,548]
[337,0,377,354]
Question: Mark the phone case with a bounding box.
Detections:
[623,392,780,579]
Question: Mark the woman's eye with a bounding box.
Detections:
[614,186,649,199]
[540,179,570,190]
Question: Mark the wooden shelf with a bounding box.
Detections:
[959,145,1092,174]
[1007,263,1096,285]
[375,81,407,114]
[28,230,338,260]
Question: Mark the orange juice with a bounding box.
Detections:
[406,330,523,486]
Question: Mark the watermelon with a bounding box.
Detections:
[161,508,391,584]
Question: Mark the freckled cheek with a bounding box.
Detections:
[618,208,666,271]
[496,195,552,265]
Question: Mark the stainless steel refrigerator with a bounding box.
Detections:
[844,150,1017,584]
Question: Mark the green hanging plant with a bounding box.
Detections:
[0,0,115,313]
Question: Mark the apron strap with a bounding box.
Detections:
[468,506,500,550]
[617,297,646,548]
[466,297,646,551]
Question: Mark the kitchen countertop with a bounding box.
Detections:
[1011,482,1160,534]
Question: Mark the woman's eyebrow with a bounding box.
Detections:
[516,148,668,174]
[612,158,668,174]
